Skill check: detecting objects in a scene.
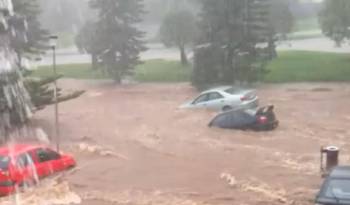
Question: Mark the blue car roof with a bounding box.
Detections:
[329,166,350,178]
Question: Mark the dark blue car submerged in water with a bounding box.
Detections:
[209,105,279,131]
[316,166,350,205]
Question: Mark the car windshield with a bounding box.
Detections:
[325,179,350,199]
[0,155,10,171]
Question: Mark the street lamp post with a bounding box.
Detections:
[49,35,59,152]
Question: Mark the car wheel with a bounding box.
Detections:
[222,106,232,112]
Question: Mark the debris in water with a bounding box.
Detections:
[76,142,129,160]
[280,158,318,175]
[220,173,237,187]
[239,179,289,203]
[220,174,289,204]
[87,91,103,98]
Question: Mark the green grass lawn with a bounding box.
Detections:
[265,51,350,83]
[136,59,191,82]
[33,59,191,82]
[33,52,350,83]
[32,63,106,79]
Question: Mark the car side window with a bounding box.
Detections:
[0,156,10,171]
[36,148,60,163]
[193,94,209,104]
[208,92,224,101]
[16,152,34,168]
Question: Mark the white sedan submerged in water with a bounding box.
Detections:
[180,86,259,111]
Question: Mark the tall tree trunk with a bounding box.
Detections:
[335,40,342,48]
[111,63,121,84]
[91,54,98,70]
[114,73,122,84]
[179,45,188,66]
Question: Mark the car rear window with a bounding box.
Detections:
[0,155,10,171]
[36,148,60,163]
[224,87,242,94]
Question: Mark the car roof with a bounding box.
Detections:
[329,166,350,178]
[0,144,44,156]
[202,86,235,94]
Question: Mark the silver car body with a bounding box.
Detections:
[180,86,259,111]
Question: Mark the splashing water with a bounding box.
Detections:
[0,179,81,205]
[0,133,82,204]
[0,0,14,16]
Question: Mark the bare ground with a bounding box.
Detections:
[5,80,350,205]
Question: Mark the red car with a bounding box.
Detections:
[0,144,76,196]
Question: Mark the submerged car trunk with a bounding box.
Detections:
[240,90,257,101]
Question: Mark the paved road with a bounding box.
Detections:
[38,37,350,66]
[277,37,350,53]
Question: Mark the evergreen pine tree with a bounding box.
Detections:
[89,0,146,83]
[75,21,101,70]
[269,0,294,40]
[192,0,275,88]
[11,0,49,68]
[1,0,32,141]
[319,0,350,47]
[159,10,197,66]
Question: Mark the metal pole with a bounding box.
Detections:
[52,46,60,152]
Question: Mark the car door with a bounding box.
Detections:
[33,148,62,178]
[206,92,225,110]
[191,93,209,108]
[11,152,38,185]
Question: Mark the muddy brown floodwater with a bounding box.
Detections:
[14,80,350,205]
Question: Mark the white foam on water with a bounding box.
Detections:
[0,180,81,205]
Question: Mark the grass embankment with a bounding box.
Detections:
[33,59,191,82]
[33,51,350,83]
[265,51,350,83]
